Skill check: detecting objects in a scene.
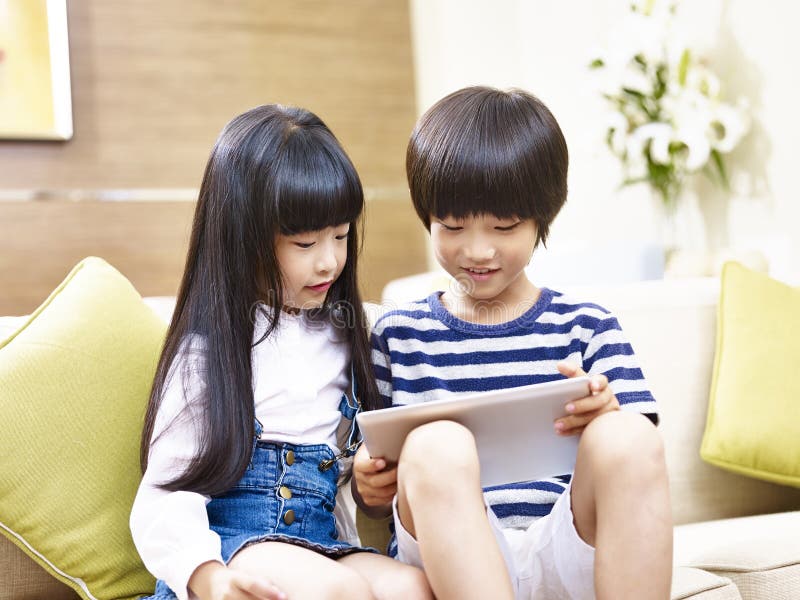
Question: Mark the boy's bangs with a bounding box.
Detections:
[426,147,537,221]
[272,142,363,234]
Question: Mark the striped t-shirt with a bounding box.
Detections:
[371,288,657,531]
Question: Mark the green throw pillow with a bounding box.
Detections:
[700,261,800,487]
[0,257,165,599]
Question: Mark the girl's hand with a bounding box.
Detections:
[189,560,287,600]
[352,444,397,514]
[554,361,620,436]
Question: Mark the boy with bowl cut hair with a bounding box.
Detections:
[353,86,672,599]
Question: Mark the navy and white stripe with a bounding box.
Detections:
[372,288,657,530]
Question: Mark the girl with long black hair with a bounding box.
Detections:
[130,104,431,600]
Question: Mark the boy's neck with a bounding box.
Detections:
[439,278,541,326]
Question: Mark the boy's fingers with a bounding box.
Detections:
[557,361,588,378]
[362,485,397,506]
[364,466,398,489]
[354,448,387,473]
[590,374,609,391]
[564,390,610,414]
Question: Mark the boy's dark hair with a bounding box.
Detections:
[406,86,568,247]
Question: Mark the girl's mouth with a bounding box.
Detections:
[307,280,333,293]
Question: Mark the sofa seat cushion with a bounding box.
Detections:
[671,567,741,599]
[0,535,78,600]
[674,511,800,599]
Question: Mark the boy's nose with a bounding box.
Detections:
[465,239,496,262]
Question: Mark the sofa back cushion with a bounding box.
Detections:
[700,262,800,488]
[570,278,800,524]
[0,257,163,599]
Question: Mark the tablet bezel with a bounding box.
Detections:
[356,376,591,487]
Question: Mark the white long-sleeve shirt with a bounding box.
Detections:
[130,308,349,600]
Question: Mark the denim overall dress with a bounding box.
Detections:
[147,382,374,599]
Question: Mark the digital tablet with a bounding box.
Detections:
[356,376,590,488]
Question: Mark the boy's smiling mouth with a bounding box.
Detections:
[462,266,499,280]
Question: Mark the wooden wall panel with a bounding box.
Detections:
[0,0,430,315]
[0,0,416,189]
[0,196,428,314]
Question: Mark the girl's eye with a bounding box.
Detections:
[294,242,315,249]
[335,233,349,241]
[495,222,521,232]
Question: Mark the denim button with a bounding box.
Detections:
[286,451,295,466]
[279,486,292,499]
[283,509,295,525]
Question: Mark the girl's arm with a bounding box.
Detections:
[130,350,224,600]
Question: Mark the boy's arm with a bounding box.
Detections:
[351,325,397,517]
[556,313,658,435]
[370,327,394,409]
[582,314,658,424]
[351,445,396,518]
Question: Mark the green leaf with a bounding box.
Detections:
[710,149,730,189]
[589,58,605,69]
[678,49,690,86]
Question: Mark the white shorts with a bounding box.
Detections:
[392,485,595,600]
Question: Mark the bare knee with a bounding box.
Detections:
[372,564,433,600]
[581,411,666,476]
[398,420,480,493]
[323,566,374,600]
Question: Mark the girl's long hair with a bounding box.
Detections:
[140,104,380,496]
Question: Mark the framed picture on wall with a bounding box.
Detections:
[0,0,72,140]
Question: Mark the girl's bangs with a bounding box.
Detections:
[271,140,363,234]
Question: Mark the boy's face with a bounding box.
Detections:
[430,213,537,305]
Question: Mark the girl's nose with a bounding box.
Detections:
[316,245,338,273]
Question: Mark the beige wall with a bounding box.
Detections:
[0,0,428,312]
[409,0,800,284]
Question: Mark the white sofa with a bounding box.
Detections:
[2,274,799,599]
[376,271,800,599]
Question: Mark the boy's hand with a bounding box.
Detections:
[352,444,397,514]
[554,361,620,436]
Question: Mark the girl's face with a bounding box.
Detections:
[274,223,350,310]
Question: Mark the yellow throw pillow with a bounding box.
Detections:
[700,261,800,487]
[0,257,164,599]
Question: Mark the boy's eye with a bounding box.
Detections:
[441,223,463,231]
[495,222,522,232]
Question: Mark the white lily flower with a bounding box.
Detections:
[590,0,748,205]
[633,123,674,164]
[709,103,749,153]
[675,126,711,171]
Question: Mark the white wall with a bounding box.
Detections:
[409,0,800,283]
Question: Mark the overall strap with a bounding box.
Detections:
[337,363,362,454]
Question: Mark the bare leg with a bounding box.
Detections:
[229,541,373,600]
[395,420,515,600]
[338,551,434,600]
[570,411,673,599]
